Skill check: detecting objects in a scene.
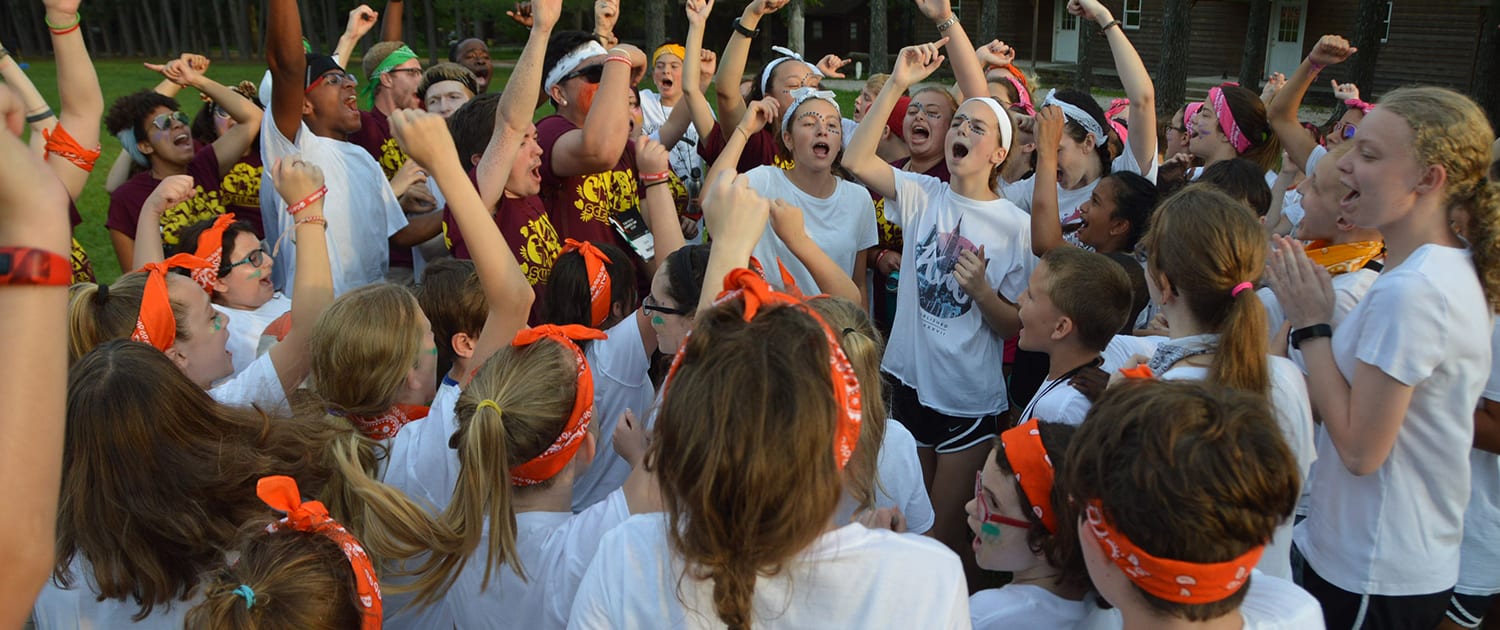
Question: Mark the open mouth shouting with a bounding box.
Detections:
[812,140,832,160]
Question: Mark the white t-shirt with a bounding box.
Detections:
[744,166,878,295]
[573,316,656,512]
[1259,268,1379,361]
[1075,571,1324,630]
[1002,137,1160,222]
[1019,375,1092,425]
[1160,357,1316,580]
[882,169,1036,417]
[258,111,407,297]
[567,516,970,629]
[217,293,292,375]
[33,558,202,630]
[640,89,704,184]
[208,351,289,414]
[1458,321,1500,596]
[833,418,935,535]
[383,376,463,514]
[1100,334,1163,374]
[1295,244,1491,596]
[970,584,1090,630]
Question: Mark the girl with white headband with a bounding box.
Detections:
[1002,0,1158,233]
[844,38,1038,580]
[706,85,878,296]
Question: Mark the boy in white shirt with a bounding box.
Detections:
[1015,247,1132,426]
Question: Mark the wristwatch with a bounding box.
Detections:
[733,17,760,39]
[1289,323,1333,349]
[0,247,72,286]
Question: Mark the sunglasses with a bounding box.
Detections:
[307,71,359,92]
[642,294,691,317]
[560,64,605,85]
[1333,121,1357,140]
[975,472,1032,535]
[225,245,270,271]
[149,111,191,131]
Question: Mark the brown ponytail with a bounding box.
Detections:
[1142,185,1269,394]
[185,526,362,630]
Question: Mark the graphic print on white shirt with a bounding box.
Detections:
[913,220,981,321]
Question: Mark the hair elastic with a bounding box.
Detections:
[476,399,504,416]
[1230,281,1253,297]
[232,585,256,609]
[92,282,109,304]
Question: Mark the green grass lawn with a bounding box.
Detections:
[20,56,855,282]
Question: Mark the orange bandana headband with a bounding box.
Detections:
[509,324,609,486]
[1000,419,1058,533]
[663,268,862,469]
[1084,499,1263,605]
[562,239,612,328]
[191,213,238,291]
[131,253,213,352]
[257,476,382,629]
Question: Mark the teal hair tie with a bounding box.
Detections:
[233,584,256,609]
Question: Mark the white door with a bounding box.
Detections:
[1265,0,1308,78]
[1053,2,1079,63]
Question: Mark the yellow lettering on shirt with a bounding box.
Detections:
[874,196,903,247]
[218,161,264,209]
[380,137,408,180]
[574,169,639,225]
[159,186,226,245]
[519,213,561,285]
[70,238,95,283]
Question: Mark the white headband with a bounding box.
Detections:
[760,46,823,95]
[1041,89,1108,146]
[780,87,841,131]
[543,41,609,95]
[961,97,1014,155]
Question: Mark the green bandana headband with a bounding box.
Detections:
[359,44,418,110]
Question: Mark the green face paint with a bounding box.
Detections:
[651,314,666,327]
[247,268,263,280]
[428,346,439,356]
[211,314,224,333]
[980,522,1002,539]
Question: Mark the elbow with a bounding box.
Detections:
[241,107,264,128]
[1339,452,1386,477]
[1132,89,1155,113]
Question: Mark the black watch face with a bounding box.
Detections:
[0,252,12,275]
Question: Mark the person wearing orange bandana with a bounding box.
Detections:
[968,419,1092,629]
[1063,380,1321,630]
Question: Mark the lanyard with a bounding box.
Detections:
[1018,357,1101,424]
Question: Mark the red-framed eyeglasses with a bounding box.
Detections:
[975,471,1032,535]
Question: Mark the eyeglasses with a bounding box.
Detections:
[387,67,423,78]
[149,111,191,131]
[1332,121,1357,140]
[307,71,359,92]
[642,294,691,317]
[225,245,269,271]
[560,64,605,85]
[975,472,1032,533]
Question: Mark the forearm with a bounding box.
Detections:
[193,76,257,123]
[713,9,760,133]
[438,154,534,361]
[478,21,552,205]
[48,9,104,127]
[575,62,634,163]
[656,102,693,149]
[844,86,906,197]
[1269,60,1321,172]
[784,235,861,302]
[939,24,987,100]
[972,289,1020,337]
[681,28,718,145]
[1031,150,1065,255]
[643,181,685,269]
[130,213,165,269]
[389,208,445,246]
[380,0,405,42]
[697,241,755,313]
[1103,25,1156,161]
[1476,403,1500,455]
[103,150,134,192]
[706,127,752,184]
[1264,172,1294,236]
[0,56,55,125]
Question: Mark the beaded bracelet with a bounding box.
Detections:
[295,215,328,228]
[286,186,328,215]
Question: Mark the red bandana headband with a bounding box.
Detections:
[1000,419,1058,533]
[1084,500,1263,605]
[191,213,238,291]
[509,324,608,486]
[1208,86,1252,155]
[336,404,430,441]
[131,253,213,351]
[562,239,612,328]
[662,268,862,469]
[257,476,382,629]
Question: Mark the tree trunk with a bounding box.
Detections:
[1330,0,1386,125]
[645,0,665,49]
[159,0,182,54]
[1157,0,1192,124]
[1477,0,1500,128]
[1238,0,1271,91]
[871,0,889,73]
[1072,20,1096,92]
[424,0,439,66]
[979,0,998,43]
[787,0,805,54]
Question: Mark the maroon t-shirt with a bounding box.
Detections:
[206,151,265,238]
[67,200,93,282]
[442,170,560,324]
[350,108,417,269]
[696,121,793,173]
[106,146,233,248]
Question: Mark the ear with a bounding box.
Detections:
[612,300,630,323]
[990,145,1010,168]
[380,72,396,89]
[1052,314,1075,342]
[575,430,598,469]
[138,138,155,156]
[470,153,482,168]
[879,126,892,141]
[212,276,230,294]
[1154,271,1178,300]
[1415,163,1448,196]
[451,331,476,360]
[163,343,191,372]
[1107,215,1131,237]
[548,84,568,107]
[302,97,316,117]
[1020,141,1037,154]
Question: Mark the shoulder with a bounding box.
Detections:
[1238,572,1324,630]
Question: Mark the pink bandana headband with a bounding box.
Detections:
[1004,75,1034,116]
[1344,98,1375,114]
[1208,86,1252,155]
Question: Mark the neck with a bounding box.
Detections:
[950,171,997,200]
[1330,228,1384,246]
[1061,161,1103,191]
[1010,561,1088,601]
[907,151,943,174]
[877,138,911,163]
[373,92,396,116]
[305,117,349,142]
[1379,199,1462,269]
[511,473,575,513]
[1046,345,1101,380]
[785,164,837,197]
[658,91,680,108]
[1122,606,1244,630]
[150,159,188,179]
[1164,301,1209,339]
[561,106,587,128]
[1001,156,1031,183]
[1201,146,1238,171]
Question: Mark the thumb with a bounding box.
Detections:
[144,63,165,72]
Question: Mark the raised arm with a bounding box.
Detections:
[914,0,986,99]
[845,40,947,199]
[548,43,646,177]
[147,59,263,175]
[637,135,687,270]
[0,45,59,156]
[714,0,785,137]
[704,97,779,184]
[0,85,72,627]
[264,158,333,395]
[267,0,310,142]
[380,0,404,42]
[696,170,771,313]
[769,200,861,302]
[129,175,197,269]
[394,109,535,369]
[43,0,105,200]
[477,0,557,208]
[334,5,380,67]
[1071,0,1156,167]
[681,0,721,146]
[1029,106,1068,256]
[1269,35,1356,173]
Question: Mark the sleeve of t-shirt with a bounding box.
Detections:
[1113,135,1160,183]
[382,186,408,239]
[259,100,305,162]
[1002,175,1035,211]
[991,220,1036,303]
[555,491,632,624]
[1350,274,1448,386]
[105,184,145,236]
[1305,144,1329,174]
[536,115,575,190]
[890,169,940,232]
[696,120,728,166]
[187,144,225,188]
[209,352,289,414]
[1485,321,1500,402]
[853,190,879,251]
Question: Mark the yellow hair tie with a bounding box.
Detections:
[476,399,503,416]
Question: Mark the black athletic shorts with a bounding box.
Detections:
[886,373,1001,454]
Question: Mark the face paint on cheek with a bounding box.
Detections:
[980,522,1003,540]
[575,83,600,113]
[247,268,263,280]
[651,315,666,327]
[212,316,224,333]
[428,346,439,356]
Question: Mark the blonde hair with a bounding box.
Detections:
[68,273,189,362]
[806,296,888,513]
[863,73,890,95]
[1377,86,1500,312]
[310,283,425,416]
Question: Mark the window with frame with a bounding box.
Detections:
[1123,0,1143,29]
[1380,2,1393,43]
